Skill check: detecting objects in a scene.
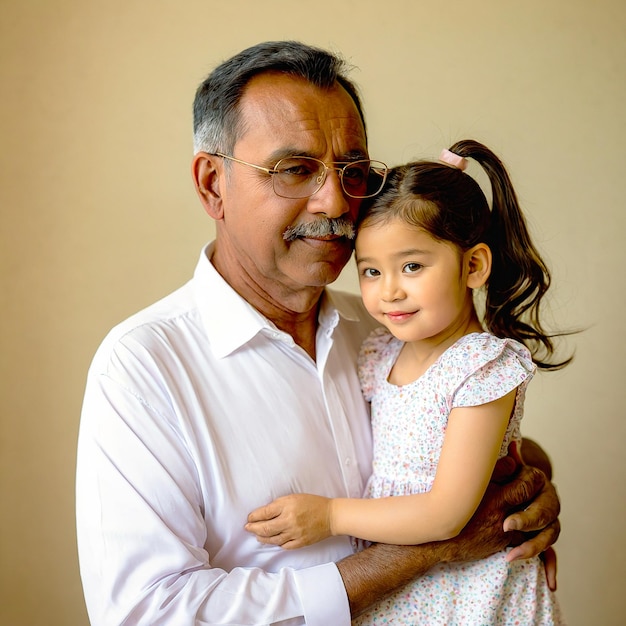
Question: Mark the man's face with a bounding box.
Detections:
[213,73,368,295]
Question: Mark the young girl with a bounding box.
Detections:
[245,140,570,624]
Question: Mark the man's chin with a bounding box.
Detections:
[295,259,347,288]
[282,238,352,285]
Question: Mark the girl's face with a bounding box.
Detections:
[355,217,477,345]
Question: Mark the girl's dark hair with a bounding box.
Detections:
[360,139,572,370]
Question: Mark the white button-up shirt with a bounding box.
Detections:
[76,243,376,625]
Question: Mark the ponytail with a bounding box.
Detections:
[449,140,572,370]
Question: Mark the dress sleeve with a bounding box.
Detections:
[357,327,395,402]
[451,335,535,408]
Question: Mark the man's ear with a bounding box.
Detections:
[191,152,225,220]
[466,243,492,289]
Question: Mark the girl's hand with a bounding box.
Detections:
[245,494,333,549]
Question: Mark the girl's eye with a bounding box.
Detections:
[403,262,422,274]
[362,268,380,278]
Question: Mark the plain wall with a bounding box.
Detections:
[1,1,624,624]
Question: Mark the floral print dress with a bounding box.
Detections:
[353,329,564,625]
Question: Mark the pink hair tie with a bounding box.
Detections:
[439,149,468,171]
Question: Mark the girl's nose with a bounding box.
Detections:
[381,277,404,302]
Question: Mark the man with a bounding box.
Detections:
[76,41,560,625]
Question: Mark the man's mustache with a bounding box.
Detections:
[283,217,356,242]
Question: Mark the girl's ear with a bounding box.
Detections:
[466,243,492,289]
[191,152,225,220]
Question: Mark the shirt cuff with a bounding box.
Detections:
[293,562,351,626]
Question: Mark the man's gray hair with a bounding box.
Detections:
[192,41,367,155]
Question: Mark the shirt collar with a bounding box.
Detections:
[318,287,362,338]
[192,242,363,358]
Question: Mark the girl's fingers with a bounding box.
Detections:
[245,518,284,539]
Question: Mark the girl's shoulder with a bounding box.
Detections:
[446,333,536,407]
[451,333,534,366]
[451,332,532,360]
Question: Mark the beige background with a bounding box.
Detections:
[1,1,624,624]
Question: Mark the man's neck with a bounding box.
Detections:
[211,251,323,360]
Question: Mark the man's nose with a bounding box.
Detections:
[306,169,354,219]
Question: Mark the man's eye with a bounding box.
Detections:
[276,159,317,177]
[342,166,367,181]
[280,166,310,176]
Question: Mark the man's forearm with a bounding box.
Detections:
[336,542,443,618]
[337,516,510,618]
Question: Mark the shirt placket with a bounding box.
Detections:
[321,375,363,498]
[316,318,364,499]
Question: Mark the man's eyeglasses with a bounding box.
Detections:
[212,153,388,199]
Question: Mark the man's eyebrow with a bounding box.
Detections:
[265,148,369,164]
[264,148,302,164]
[340,149,369,162]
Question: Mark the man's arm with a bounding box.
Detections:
[337,443,560,618]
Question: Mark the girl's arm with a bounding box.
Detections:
[246,389,516,549]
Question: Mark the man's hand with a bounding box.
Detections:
[442,441,560,589]
[501,441,560,591]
